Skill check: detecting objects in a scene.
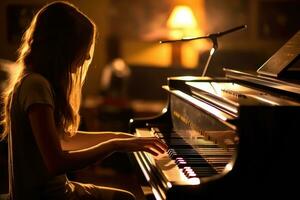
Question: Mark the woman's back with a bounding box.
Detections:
[9,73,67,200]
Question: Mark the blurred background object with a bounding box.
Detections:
[100,58,131,98]
[95,57,132,132]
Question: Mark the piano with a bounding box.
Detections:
[129,30,300,199]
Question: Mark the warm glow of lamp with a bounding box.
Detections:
[167,5,198,38]
[167,5,198,29]
[166,5,199,67]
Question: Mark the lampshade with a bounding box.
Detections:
[167,5,198,30]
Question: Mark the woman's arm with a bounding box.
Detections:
[28,104,167,176]
[61,131,134,151]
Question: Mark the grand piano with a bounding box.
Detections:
[129,30,300,199]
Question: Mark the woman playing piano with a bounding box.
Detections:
[0,1,167,200]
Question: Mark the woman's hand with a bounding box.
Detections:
[112,136,168,156]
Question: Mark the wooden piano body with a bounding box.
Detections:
[129,31,300,199]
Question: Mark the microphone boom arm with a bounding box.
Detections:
[160,25,247,76]
[160,25,247,44]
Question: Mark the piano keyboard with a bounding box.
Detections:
[134,127,236,185]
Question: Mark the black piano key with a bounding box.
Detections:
[186,172,198,178]
[178,161,212,168]
[187,174,198,178]
[172,149,202,154]
[183,167,218,178]
[175,157,207,161]
[196,147,235,152]
[187,168,216,174]
[175,158,209,164]
[179,158,230,168]
[191,167,218,173]
[176,159,210,166]
[182,157,229,161]
[168,149,203,159]
[194,172,218,177]
[184,161,212,166]
[176,160,189,168]
[196,150,233,156]
[177,160,212,168]
[205,157,231,161]
[168,139,218,147]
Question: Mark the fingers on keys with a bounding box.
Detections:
[140,137,168,156]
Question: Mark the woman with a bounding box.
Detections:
[0,1,167,200]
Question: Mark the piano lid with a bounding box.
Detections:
[257,30,300,79]
[223,30,300,99]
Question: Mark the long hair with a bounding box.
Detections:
[1,1,96,140]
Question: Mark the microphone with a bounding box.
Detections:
[160,24,247,43]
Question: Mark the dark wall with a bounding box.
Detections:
[127,66,202,101]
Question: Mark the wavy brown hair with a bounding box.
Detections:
[1,1,96,140]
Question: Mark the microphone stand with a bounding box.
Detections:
[160,25,247,76]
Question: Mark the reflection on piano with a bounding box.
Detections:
[129,30,300,199]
